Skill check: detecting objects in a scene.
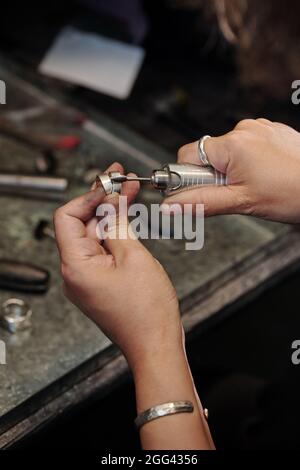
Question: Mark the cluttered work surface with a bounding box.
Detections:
[0,63,300,448]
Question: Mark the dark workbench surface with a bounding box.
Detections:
[0,63,298,448]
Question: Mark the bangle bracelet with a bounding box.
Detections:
[135,401,194,430]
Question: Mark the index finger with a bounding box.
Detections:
[54,162,124,252]
[178,135,232,174]
[54,185,107,252]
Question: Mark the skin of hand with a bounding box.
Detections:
[53,162,182,371]
[54,162,215,450]
[163,119,300,223]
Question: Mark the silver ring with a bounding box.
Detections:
[1,298,32,334]
[198,135,211,166]
[95,172,122,195]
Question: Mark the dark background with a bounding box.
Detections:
[1,0,300,450]
[12,266,300,449]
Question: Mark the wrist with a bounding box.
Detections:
[132,341,198,416]
[131,340,186,378]
[121,307,184,375]
[127,319,184,378]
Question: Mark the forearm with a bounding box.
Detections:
[131,344,215,450]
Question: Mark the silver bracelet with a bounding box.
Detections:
[135,401,194,430]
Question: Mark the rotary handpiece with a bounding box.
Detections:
[97,163,227,196]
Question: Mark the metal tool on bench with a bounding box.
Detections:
[0,173,68,192]
[34,219,55,241]
[0,173,68,200]
[0,259,50,293]
[1,298,32,333]
[0,116,81,151]
[4,104,86,127]
[96,163,227,196]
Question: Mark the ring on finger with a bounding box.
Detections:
[198,135,211,166]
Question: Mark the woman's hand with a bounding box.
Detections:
[54,163,182,372]
[54,162,215,450]
[163,119,300,223]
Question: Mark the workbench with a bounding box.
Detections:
[1,65,300,448]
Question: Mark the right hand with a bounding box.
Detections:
[163,119,300,223]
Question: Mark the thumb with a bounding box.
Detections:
[163,185,245,217]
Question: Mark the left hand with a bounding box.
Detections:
[54,163,182,372]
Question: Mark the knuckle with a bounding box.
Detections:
[177,142,195,162]
[202,200,213,216]
[237,190,256,215]
[235,118,257,130]
[256,117,271,125]
[177,144,188,161]
[53,206,64,225]
[225,131,244,151]
[60,262,77,285]
[126,244,147,266]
